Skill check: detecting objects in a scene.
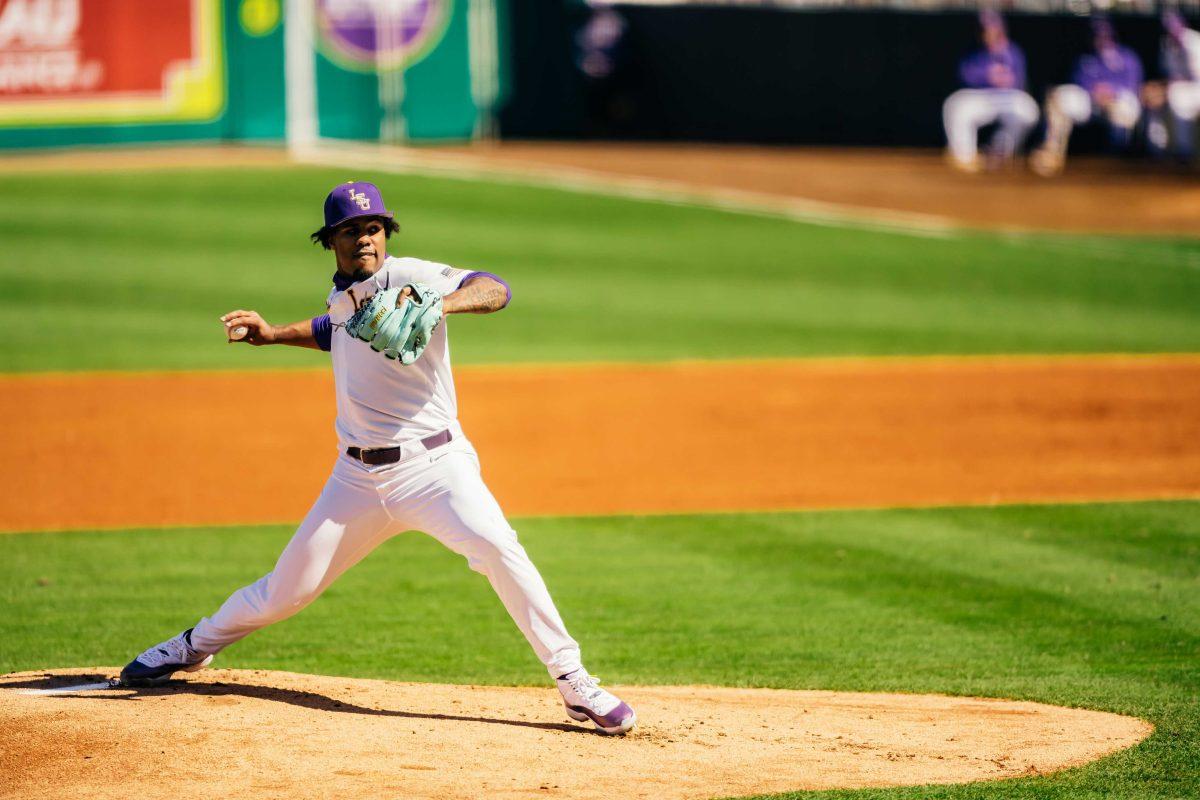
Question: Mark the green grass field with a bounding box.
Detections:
[1,502,1197,799]
[1,167,1199,371]
[1,166,1198,798]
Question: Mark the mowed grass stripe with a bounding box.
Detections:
[0,501,1196,799]
[1,168,1200,372]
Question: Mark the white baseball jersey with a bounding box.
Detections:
[325,256,474,449]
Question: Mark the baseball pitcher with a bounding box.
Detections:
[118,181,637,736]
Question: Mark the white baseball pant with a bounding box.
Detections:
[189,429,583,679]
[943,88,1040,163]
[1167,80,1200,120]
[1039,83,1141,163]
[1047,83,1141,129]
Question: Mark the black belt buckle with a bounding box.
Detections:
[348,430,452,465]
[348,446,397,465]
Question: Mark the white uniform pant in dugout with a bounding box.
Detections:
[1048,83,1141,129]
[1168,80,1200,120]
[943,88,1040,163]
[189,432,583,679]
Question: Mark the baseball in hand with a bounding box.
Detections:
[229,325,249,342]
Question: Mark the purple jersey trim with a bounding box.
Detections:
[311,314,333,352]
[459,271,512,308]
[1073,46,1143,95]
[959,43,1027,90]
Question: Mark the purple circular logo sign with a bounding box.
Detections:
[317,0,451,71]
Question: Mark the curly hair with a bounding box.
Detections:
[310,216,401,250]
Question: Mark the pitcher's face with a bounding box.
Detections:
[334,217,389,277]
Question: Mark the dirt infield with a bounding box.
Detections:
[0,669,1152,799]
[1,355,1198,533]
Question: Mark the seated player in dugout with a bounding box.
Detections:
[1143,9,1200,163]
[117,181,638,736]
[942,10,1040,173]
[1031,16,1145,177]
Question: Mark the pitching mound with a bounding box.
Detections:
[1,670,1151,799]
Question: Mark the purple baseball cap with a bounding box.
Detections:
[322,181,394,230]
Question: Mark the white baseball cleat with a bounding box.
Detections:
[556,668,636,735]
[119,628,213,687]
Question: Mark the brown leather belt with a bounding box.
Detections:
[347,429,453,465]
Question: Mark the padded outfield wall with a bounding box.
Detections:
[0,0,502,148]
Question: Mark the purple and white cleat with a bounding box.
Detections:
[119,628,213,687]
[556,668,636,735]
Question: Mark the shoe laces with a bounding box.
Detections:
[138,633,197,667]
[564,670,604,702]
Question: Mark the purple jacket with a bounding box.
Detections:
[1073,46,1143,94]
[959,43,1027,90]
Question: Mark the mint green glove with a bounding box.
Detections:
[345,286,401,345]
[390,283,443,365]
[343,283,443,364]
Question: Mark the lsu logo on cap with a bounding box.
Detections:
[349,188,371,210]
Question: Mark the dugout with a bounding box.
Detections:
[501,3,1186,152]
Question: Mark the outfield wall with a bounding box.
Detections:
[1,1,1189,151]
[0,0,500,149]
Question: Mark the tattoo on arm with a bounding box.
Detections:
[444,276,508,314]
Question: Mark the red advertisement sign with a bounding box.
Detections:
[0,0,223,126]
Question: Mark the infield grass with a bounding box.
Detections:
[1,168,1199,371]
[1,500,1197,799]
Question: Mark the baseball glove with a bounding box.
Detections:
[345,283,443,364]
